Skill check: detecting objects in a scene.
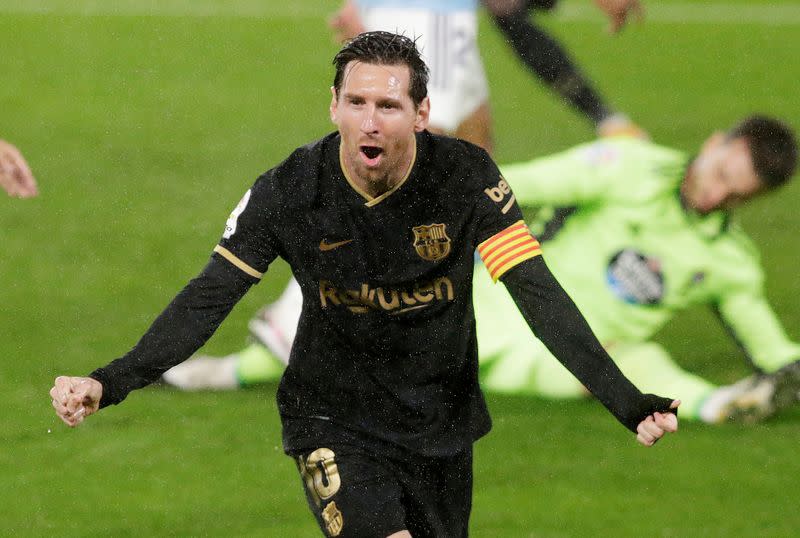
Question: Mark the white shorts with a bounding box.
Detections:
[360,7,490,133]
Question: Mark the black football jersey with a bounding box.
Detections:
[216,131,539,456]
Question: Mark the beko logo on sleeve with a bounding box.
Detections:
[223,189,251,239]
[484,177,516,214]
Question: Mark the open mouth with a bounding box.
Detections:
[360,145,384,166]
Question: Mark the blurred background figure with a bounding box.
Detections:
[331,0,497,153]
[0,139,38,198]
[486,0,646,137]
[330,0,647,154]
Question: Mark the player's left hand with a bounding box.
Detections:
[594,0,644,34]
[636,399,680,447]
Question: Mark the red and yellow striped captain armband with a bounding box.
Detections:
[478,220,542,282]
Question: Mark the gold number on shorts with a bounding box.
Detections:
[299,447,341,505]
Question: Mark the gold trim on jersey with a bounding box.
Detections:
[339,136,417,207]
[213,245,263,279]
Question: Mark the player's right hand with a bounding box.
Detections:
[50,376,103,427]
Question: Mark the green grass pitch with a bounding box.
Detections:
[1,0,799,535]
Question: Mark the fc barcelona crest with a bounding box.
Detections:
[412,223,451,262]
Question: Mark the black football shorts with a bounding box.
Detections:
[295,442,473,537]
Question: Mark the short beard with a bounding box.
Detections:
[361,167,394,195]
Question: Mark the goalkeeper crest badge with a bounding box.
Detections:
[322,501,343,537]
[412,223,451,262]
[606,248,665,305]
[223,189,251,239]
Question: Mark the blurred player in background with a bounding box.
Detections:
[485,0,646,137]
[0,139,38,198]
[166,115,800,425]
[329,0,647,156]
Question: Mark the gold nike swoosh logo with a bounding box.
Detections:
[319,239,353,252]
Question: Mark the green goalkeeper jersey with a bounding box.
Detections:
[487,138,799,372]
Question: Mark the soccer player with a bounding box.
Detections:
[329,0,646,155]
[476,116,800,423]
[0,139,38,198]
[166,116,800,424]
[50,32,677,537]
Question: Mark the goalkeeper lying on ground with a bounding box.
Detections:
[164,115,800,424]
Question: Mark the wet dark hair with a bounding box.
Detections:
[728,115,798,189]
[332,31,429,107]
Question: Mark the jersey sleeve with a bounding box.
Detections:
[500,256,676,432]
[716,294,800,372]
[214,171,281,280]
[89,254,255,407]
[500,140,623,207]
[472,151,542,282]
[709,230,800,372]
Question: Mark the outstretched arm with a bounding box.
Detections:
[714,292,800,374]
[487,2,612,126]
[708,231,800,374]
[500,140,621,207]
[484,0,647,136]
[49,254,257,424]
[500,255,678,444]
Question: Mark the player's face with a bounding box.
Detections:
[330,61,430,191]
[683,133,763,214]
